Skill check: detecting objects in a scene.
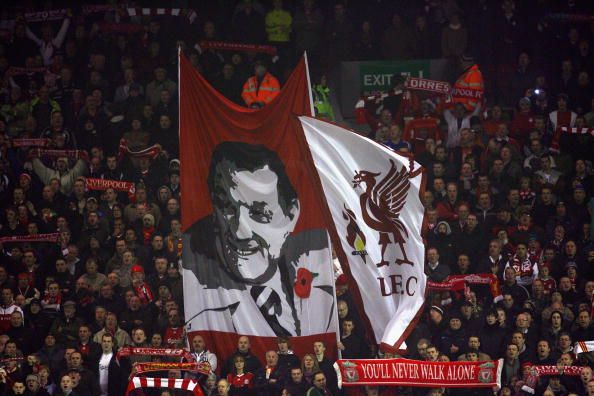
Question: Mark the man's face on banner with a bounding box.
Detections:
[213,161,299,283]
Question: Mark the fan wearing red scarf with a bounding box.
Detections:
[131,265,154,306]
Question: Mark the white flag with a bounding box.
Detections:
[301,116,427,350]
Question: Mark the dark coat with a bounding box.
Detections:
[89,353,124,396]
[254,366,285,396]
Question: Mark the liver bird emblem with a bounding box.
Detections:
[352,159,413,267]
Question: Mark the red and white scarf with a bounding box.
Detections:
[559,126,594,136]
[575,341,594,355]
[118,139,161,161]
[33,148,88,160]
[126,7,197,24]
[6,67,48,77]
[427,273,503,302]
[11,138,50,148]
[24,9,69,23]
[134,361,210,375]
[196,41,278,56]
[532,365,583,376]
[85,178,136,199]
[0,233,59,243]
[117,347,194,362]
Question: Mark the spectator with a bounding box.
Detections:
[145,67,177,108]
[241,60,280,109]
[305,372,330,396]
[92,312,131,349]
[91,333,123,396]
[338,319,369,359]
[254,350,285,396]
[190,335,218,374]
[286,366,308,396]
[424,247,451,282]
[226,355,255,396]
[221,336,262,379]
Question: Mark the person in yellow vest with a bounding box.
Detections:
[241,59,281,108]
[265,0,292,44]
[452,55,484,111]
[313,75,334,121]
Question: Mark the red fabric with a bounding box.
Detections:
[134,283,154,306]
[179,52,340,365]
[227,372,255,389]
[335,358,502,388]
[164,326,185,347]
[180,53,314,233]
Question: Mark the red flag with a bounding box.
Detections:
[179,53,338,362]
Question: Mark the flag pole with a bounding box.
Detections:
[302,52,342,359]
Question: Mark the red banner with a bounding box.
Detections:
[85,178,135,194]
[12,138,49,147]
[0,233,60,243]
[180,52,339,363]
[335,358,502,389]
[198,41,277,55]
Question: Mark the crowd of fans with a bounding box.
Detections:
[0,1,592,396]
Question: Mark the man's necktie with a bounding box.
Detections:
[250,286,291,336]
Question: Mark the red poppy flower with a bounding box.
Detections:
[294,268,318,299]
